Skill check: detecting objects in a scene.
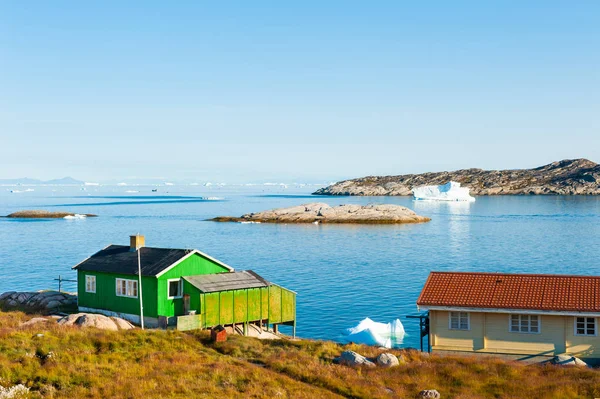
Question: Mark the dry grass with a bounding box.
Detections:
[1,311,600,398]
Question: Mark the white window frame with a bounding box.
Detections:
[448,311,470,331]
[574,317,597,337]
[509,314,541,334]
[115,278,138,298]
[85,275,96,293]
[167,278,183,299]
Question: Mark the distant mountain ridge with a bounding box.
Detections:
[313,159,600,196]
[0,176,84,185]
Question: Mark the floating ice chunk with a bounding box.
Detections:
[125,190,139,193]
[64,214,87,220]
[412,181,475,202]
[342,317,406,348]
[346,328,391,347]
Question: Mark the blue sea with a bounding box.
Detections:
[1,185,599,349]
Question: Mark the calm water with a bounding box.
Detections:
[1,186,600,348]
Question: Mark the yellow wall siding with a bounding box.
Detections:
[430,311,593,357]
[431,311,484,350]
[566,317,600,358]
[484,314,565,355]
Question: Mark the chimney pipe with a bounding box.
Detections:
[130,234,145,251]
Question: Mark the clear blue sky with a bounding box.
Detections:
[1,1,598,182]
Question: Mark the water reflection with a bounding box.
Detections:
[413,200,472,260]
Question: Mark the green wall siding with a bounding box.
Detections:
[77,271,158,318]
[197,286,295,329]
[76,251,296,330]
[156,253,230,317]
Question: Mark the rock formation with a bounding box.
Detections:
[0,291,77,312]
[314,159,600,196]
[375,352,401,367]
[5,210,97,218]
[58,313,135,331]
[212,203,430,224]
[335,351,376,367]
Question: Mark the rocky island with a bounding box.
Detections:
[314,159,600,196]
[211,202,430,224]
[4,210,97,218]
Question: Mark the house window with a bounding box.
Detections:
[168,279,182,299]
[575,317,597,336]
[509,314,540,333]
[85,275,96,293]
[449,312,469,330]
[116,278,138,298]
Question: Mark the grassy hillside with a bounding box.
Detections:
[1,311,600,398]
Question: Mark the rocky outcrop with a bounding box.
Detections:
[5,210,97,218]
[314,159,600,196]
[58,313,135,331]
[376,352,400,367]
[0,291,77,312]
[551,355,588,367]
[335,351,376,367]
[212,203,430,224]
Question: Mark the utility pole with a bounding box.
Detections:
[137,241,144,329]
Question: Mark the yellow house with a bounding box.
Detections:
[417,272,600,363]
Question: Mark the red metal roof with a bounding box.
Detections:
[417,272,600,312]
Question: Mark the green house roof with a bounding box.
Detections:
[73,245,233,277]
[184,270,269,293]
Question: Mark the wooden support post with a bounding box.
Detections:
[293,320,296,339]
[273,324,278,334]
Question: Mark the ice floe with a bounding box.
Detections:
[342,317,406,348]
[412,181,475,202]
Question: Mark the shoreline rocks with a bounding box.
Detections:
[211,203,430,224]
[0,291,77,311]
[5,210,97,218]
[58,313,135,331]
[313,159,600,196]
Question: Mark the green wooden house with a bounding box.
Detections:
[73,235,296,335]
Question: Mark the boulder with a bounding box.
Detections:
[45,300,63,309]
[376,353,400,367]
[0,290,77,312]
[58,313,133,331]
[551,355,588,367]
[0,291,16,301]
[335,351,375,368]
[111,317,135,330]
[75,314,119,331]
[418,390,440,398]
[58,313,84,326]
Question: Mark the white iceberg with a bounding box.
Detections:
[342,317,406,348]
[412,181,475,202]
[64,214,87,220]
